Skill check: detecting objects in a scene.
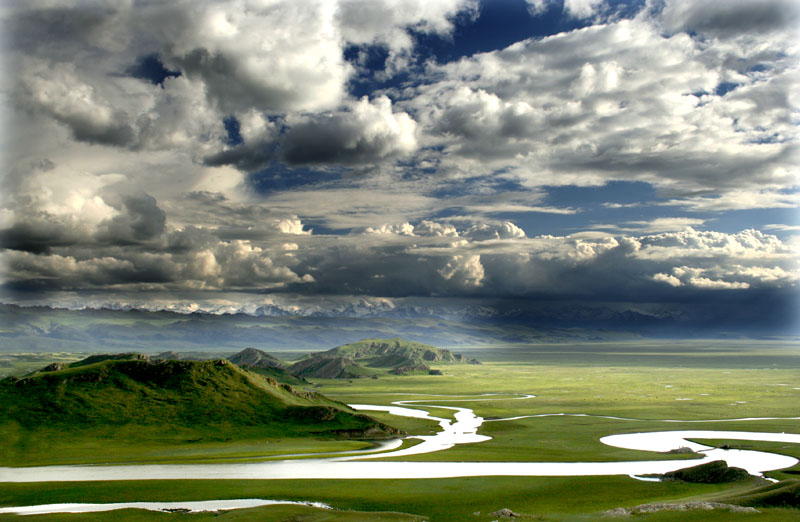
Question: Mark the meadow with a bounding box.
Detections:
[1,341,799,521]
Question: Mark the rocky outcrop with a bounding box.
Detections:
[490,508,520,518]
[603,502,759,516]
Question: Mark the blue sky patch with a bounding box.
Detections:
[127,54,181,86]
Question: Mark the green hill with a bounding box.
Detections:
[0,357,400,443]
[716,479,800,508]
[227,347,309,386]
[68,352,151,368]
[228,347,286,369]
[289,355,367,379]
[289,338,479,378]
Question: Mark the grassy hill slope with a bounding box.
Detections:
[228,347,286,369]
[224,347,309,386]
[716,479,800,508]
[0,358,399,441]
[289,338,479,378]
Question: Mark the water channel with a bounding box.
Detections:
[1,394,798,515]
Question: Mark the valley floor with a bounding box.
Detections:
[1,341,799,521]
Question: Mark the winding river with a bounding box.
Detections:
[1,393,798,484]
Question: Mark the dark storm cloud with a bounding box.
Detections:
[1,191,167,254]
[0,218,76,254]
[203,142,275,172]
[4,5,116,57]
[97,193,167,243]
[58,112,136,147]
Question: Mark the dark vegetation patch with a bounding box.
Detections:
[647,460,753,484]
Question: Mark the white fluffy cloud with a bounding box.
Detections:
[407,13,798,205]
[338,0,478,73]
[526,0,606,19]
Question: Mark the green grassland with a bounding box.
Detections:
[0,504,426,522]
[0,352,87,379]
[0,358,401,467]
[0,342,799,520]
[0,476,797,521]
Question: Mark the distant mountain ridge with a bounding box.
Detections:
[3,298,796,349]
[1,355,400,441]
[0,303,662,354]
[225,348,307,386]
[228,347,286,369]
[289,338,479,379]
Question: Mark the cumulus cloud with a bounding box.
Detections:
[281,96,417,166]
[3,210,797,310]
[1,0,797,328]
[407,14,798,203]
[464,222,527,241]
[275,218,312,235]
[438,254,485,288]
[16,59,135,146]
[338,0,478,73]
[97,193,166,244]
[159,1,348,114]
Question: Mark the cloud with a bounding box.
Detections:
[275,218,312,235]
[97,193,166,244]
[659,0,800,38]
[525,0,606,19]
[438,254,485,288]
[161,1,349,114]
[405,15,798,205]
[338,0,478,73]
[2,231,314,293]
[281,96,417,166]
[660,190,800,212]
[1,1,796,328]
[365,222,417,236]
[764,224,800,233]
[592,217,707,234]
[16,59,135,146]
[464,222,527,241]
[3,211,797,311]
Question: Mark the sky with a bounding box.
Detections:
[0,0,798,334]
